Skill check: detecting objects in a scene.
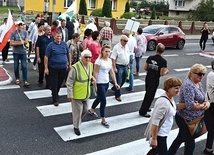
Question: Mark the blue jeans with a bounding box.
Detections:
[49,66,66,103]
[91,83,109,117]
[168,114,195,155]
[13,53,28,82]
[129,55,134,89]
[112,64,127,98]
[147,136,168,155]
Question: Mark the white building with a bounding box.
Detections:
[168,0,201,18]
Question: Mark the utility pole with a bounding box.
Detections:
[52,0,56,21]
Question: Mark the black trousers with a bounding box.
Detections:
[204,106,214,149]
[199,37,208,50]
[2,42,10,61]
[147,136,168,155]
[139,77,159,115]
[38,57,50,88]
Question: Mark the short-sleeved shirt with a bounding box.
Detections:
[10,30,28,54]
[177,78,205,121]
[36,34,53,58]
[95,58,112,84]
[146,54,167,82]
[127,35,137,56]
[135,34,147,57]
[110,42,130,66]
[88,42,101,63]
[45,41,69,69]
[82,38,92,49]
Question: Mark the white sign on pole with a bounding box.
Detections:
[124,19,140,33]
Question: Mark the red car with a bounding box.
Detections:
[142,25,186,51]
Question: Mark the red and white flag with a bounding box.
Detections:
[0,10,16,51]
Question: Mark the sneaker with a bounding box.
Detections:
[88,110,98,118]
[5,59,10,62]
[101,122,110,128]
[126,87,134,92]
[2,61,5,65]
[28,58,31,63]
[74,128,81,136]
[33,65,36,70]
[23,81,30,87]
[203,149,214,154]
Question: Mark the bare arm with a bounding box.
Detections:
[160,67,169,76]
[150,124,159,148]
[44,56,49,75]
[144,63,148,71]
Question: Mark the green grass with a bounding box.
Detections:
[0,6,20,14]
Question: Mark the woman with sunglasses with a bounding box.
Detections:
[169,64,210,155]
[88,45,120,128]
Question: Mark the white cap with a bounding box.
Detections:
[15,20,24,25]
[131,17,136,21]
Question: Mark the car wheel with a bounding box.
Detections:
[176,40,185,49]
[147,41,156,51]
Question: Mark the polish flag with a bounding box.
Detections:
[0,10,16,51]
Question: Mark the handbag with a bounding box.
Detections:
[183,115,207,139]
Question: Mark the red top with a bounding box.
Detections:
[88,42,101,63]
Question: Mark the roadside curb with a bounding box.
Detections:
[0,66,12,86]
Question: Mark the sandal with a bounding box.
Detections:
[15,79,20,85]
[23,81,30,87]
[101,122,110,128]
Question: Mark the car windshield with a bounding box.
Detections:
[143,26,161,34]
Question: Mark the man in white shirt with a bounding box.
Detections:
[122,29,137,92]
[110,35,130,102]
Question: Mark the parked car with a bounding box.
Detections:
[212,31,214,43]
[142,25,186,51]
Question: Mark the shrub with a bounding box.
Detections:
[79,0,87,15]
[120,12,136,19]
[102,0,112,18]
[90,8,102,17]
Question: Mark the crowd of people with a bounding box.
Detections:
[0,13,214,154]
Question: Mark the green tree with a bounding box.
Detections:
[79,0,87,15]
[90,8,102,17]
[124,1,130,13]
[150,7,156,19]
[189,0,214,21]
[102,0,112,17]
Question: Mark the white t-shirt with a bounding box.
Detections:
[127,35,137,56]
[156,97,176,137]
[95,58,112,84]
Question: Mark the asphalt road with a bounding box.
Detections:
[0,39,214,155]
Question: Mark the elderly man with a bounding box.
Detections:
[44,31,71,106]
[66,50,95,136]
[110,35,130,102]
[139,43,169,118]
[10,21,30,86]
[99,21,113,47]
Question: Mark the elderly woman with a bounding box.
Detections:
[66,50,95,136]
[145,77,182,155]
[169,64,210,155]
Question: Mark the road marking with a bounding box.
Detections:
[185,53,199,55]
[86,129,207,155]
[36,89,165,117]
[54,111,152,141]
[24,79,145,99]
[163,54,179,57]
[0,85,20,90]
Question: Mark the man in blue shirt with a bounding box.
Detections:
[44,30,71,106]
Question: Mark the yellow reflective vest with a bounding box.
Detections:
[72,61,93,100]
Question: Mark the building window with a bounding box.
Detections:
[64,0,73,8]
[89,0,96,9]
[175,0,185,7]
[111,0,116,10]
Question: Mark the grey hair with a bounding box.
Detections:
[120,35,128,40]
[81,49,92,58]
[105,21,110,27]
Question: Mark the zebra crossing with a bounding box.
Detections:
[2,51,210,154]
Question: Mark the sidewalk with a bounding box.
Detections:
[0,35,211,86]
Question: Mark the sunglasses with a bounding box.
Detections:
[18,23,23,26]
[122,39,128,43]
[84,56,92,59]
[193,72,205,76]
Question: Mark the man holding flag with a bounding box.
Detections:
[0,10,16,65]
